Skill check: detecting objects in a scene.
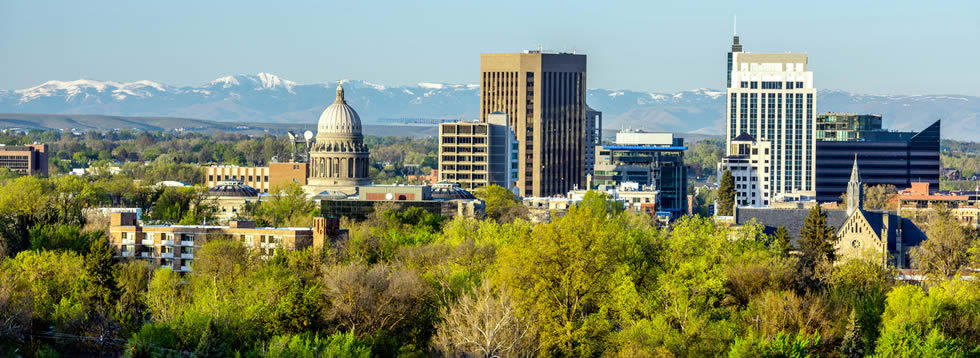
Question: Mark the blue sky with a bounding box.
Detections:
[1,0,978,95]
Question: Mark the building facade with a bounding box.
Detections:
[438,113,515,190]
[306,84,371,195]
[320,183,486,221]
[834,159,927,268]
[718,133,773,207]
[816,113,883,141]
[480,51,587,197]
[726,36,816,198]
[206,162,309,193]
[109,213,347,272]
[814,120,940,202]
[593,131,687,217]
[897,182,979,229]
[584,106,603,179]
[207,181,261,223]
[0,144,48,176]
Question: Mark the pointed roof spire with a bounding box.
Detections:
[334,83,346,104]
[734,15,737,36]
[849,154,860,184]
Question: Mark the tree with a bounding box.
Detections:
[250,182,316,227]
[320,262,431,340]
[496,191,659,356]
[114,260,151,334]
[864,184,898,211]
[911,205,974,279]
[146,268,184,323]
[473,185,527,223]
[773,226,791,256]
[433,281,536,357]
[797,205,837,292]
[840,310,864,358]
[717,169,735,216]
[85,237,118,307]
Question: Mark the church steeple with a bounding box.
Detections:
[847,155,863,215]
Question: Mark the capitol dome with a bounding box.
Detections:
[317,84,362,139]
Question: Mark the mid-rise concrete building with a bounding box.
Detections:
[718,133,773,207]
[438,113,515,190]
[0,144,48,176]
[816,113,883,141]
[481,51,587,197]
[726,36,816,198]
[109,213,347,272]
[592,130,687,218]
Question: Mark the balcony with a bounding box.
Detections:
[121,251,134,258]
[140,252,152,258]
[141,239,154,245]
[181,253,194,259]
[162,240,175,246]
[122,238,135,245]
[160,264,173,270]
[180,240,194,247]
[161,252,174,259]
[178,266,192,272]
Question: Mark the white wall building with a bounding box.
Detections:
[726,36,816,198]
[718,133,772,207]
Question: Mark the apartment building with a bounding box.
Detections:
[109,213,346,272]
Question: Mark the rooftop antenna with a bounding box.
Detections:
[734,15,737,36]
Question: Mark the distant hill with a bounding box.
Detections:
[1,73,976,141]
[0,113,437,138]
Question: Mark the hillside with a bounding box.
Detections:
[1,73,976,140]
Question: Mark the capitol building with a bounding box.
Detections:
[304,84,371,196]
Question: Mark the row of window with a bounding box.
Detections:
[739,81,805,89]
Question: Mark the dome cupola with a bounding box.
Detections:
[316,83,362,139]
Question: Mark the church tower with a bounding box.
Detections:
[846,155,863,216]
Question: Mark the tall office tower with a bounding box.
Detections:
[727,35,743,88]
[480,51,587,197]
[584,106,603,179]
[726,37,816,198]
[814,120,940,202]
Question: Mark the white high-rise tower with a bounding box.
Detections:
[725,36,817,198]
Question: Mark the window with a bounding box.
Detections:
[750,81,758,89]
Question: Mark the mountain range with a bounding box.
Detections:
[1,73,976,141]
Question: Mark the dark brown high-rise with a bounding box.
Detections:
[480,51,587,197]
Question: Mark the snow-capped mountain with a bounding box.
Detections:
[1,73,976,141]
